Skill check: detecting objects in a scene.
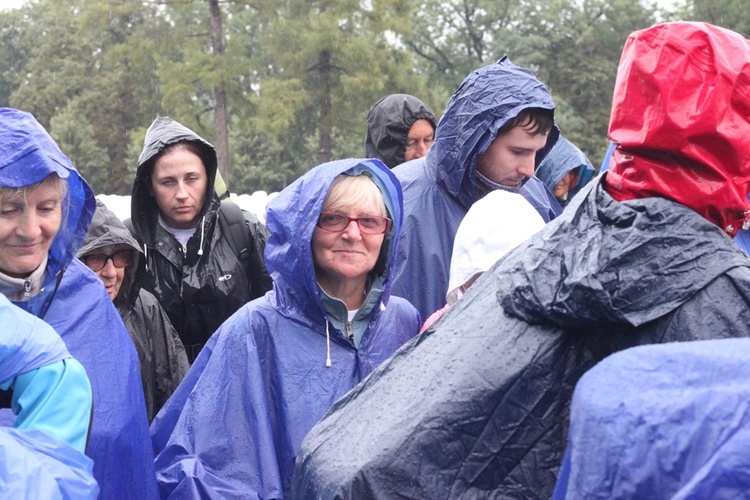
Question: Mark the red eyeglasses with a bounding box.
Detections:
[316,212,392,235]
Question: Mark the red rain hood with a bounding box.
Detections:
[605,22,750,236]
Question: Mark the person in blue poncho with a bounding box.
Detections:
[0,108,158,499]
[0,294,98,498]
[535,135,595,207]
[151,158,420,498]
[390,57,562,321]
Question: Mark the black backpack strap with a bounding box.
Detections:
[218,201,252,265]
[218,202,273,299]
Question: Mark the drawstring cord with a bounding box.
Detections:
[143,245,148,271]
[325,321,332,368]
[197,217,206,256]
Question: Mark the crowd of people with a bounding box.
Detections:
[1,20,750,499]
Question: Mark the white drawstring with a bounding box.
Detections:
[143,244,148,271]
[197,217,206,256]
[325,321,332,367]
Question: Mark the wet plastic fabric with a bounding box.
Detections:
[131,117,271,361]
[535,136,594,205]
[0,428,98,499]
[554,338,750,499]
[391,57,561,321]
[0,294,91,452]
[291,176,750,499]
[0,293,68,383]
[364,94,437,169]
[151,158,420,498]
[605,22,750,236]
[0,108,158,499]
[78,200,189,422]
[446,190,544,305]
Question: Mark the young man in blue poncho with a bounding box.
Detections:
[390,57,562,321]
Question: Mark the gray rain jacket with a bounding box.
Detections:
[129,118,272,362]
[78,200,189,421]
[364,94,437,169]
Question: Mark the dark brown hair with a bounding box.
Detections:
[497,108,554,137]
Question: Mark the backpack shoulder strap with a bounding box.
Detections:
[218,201,252,264]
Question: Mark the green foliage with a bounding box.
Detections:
[0,0,740,193]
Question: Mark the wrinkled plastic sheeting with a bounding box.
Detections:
[0,428,98,499]
[554,338,750,499]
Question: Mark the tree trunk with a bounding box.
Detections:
[208,0,230,188]
[317,50,332,164]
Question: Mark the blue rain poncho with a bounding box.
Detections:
[0,108,158,499]
[391,57,562,320]
[0,293,91,452]
[554,338,750,498]
[151,158,420,498]
[0,294,97,498]
[535,135,595,206]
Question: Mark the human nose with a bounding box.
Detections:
[16,212,42,240]
[341,219,363,240]
[99,258,117,277]
[518,155,536,178]
[413,141,428,159]
[175,181,188,200]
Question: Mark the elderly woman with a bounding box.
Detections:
[0,108,158,498]
[78,200,189,422]
[150,158,420,497]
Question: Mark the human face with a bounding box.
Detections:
[311,198,386,298]
[476,123,549,188]
[83,244,131,301]
[0,180,63,279]
[404,119,435,162]
[150,147,208,229]
[552,170,579,200]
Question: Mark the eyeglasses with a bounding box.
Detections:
[82,250,132,272]
[316,212,392,235]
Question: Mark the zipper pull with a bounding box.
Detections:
[23,278,32,298]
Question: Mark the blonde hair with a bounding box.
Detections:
[322,174,387,217]
[0,174,67,206]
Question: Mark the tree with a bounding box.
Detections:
[9,0,166,194]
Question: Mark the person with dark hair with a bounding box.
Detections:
[292,22,750,498]
[0,107,157,499]
[390,57,562,321]
[535,135,595,207]
[129,117,272,363]
[150,158,419,497]
[364,94,437,169]
[78,199,189,421]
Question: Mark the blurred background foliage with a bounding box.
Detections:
[0,0,733,194]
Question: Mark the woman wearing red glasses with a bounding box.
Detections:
[78,199,188,422]
[151,158,420,498]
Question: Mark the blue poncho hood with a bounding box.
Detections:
[428,56,559,209]
[0,108,95,308]
[0,108,158,499]
[535,136,595,202]
[265,158,403,323]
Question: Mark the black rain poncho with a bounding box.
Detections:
[291,177,750,498]
[130,117,272,362]
[364,94,437,169]
[78,200,189,422]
